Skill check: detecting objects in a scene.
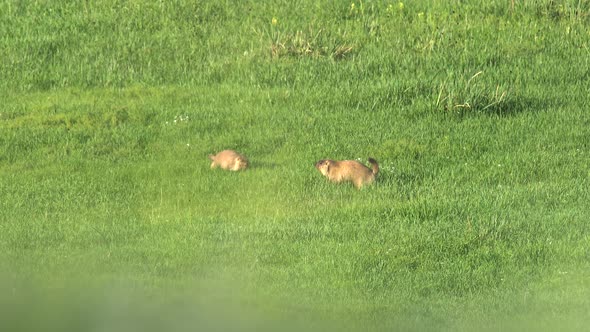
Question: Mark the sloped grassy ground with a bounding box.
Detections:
[1,1,590,331]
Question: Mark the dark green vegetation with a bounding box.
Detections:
[1,0,589,331]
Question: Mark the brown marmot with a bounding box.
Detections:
[315,158,379,189]
[208,150,249,171]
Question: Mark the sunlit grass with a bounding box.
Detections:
[1,0,590,331]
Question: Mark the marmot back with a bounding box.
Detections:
[315,158,378,189]
[208,150,249,171]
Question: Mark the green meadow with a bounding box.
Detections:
[1,0,589,330]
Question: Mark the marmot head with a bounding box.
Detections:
[235,156,249,170]
[315,159,332,177]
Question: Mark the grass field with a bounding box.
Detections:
[1,0,590,331]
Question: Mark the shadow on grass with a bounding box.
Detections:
[452,95,557,119]
[251,160,283,170]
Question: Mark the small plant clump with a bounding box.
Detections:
[435,71,511,115]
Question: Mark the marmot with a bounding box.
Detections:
[315,158,379,189]
[208,150,249,171]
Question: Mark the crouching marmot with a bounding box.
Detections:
[208,150,249,171]
[315,158,379,189]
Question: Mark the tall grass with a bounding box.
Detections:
[1,0,590,331]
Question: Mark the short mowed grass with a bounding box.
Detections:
[1,0,590,331]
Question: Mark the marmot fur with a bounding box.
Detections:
[209,150,249,171]
[315,158,379,189]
